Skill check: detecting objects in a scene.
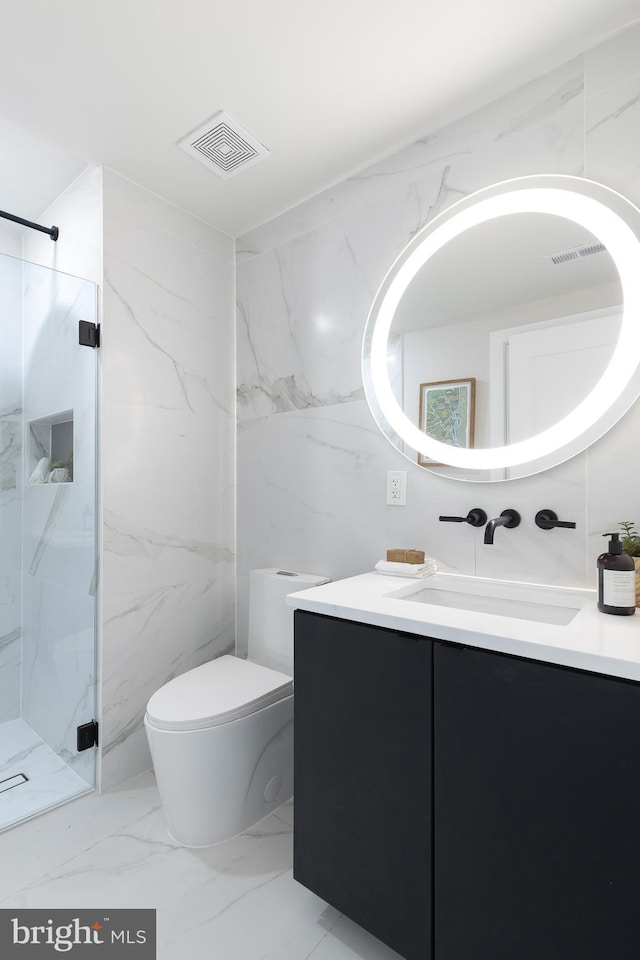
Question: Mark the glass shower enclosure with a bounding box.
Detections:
[0,251,98,832]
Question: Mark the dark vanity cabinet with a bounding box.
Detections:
[294,610,640,960]
[293,611,432,960]
[434,641,640,960]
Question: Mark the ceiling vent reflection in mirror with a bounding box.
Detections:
[177,110,269,179]
[546,241,606,265]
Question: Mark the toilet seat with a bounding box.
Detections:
[145,655,293,732]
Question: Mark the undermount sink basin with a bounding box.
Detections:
[386,575,591,625]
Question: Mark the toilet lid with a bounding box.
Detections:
[145,655,293,731]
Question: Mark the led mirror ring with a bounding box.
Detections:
[365,176,640,473]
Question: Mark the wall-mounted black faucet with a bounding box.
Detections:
[535,509,576,531]
[439,508,488,528]
[484,509,521,544]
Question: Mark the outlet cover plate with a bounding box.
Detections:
[386,471,407,506]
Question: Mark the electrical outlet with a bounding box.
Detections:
[386,471,407,506]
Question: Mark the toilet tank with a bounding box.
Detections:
[248,568,328,674]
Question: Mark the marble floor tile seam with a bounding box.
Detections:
[0,779,292,891]
[0,803,295,911]
[0,765,403,960]
[0,787,405,959]
[0,799,175,905]
[0,772,163,903]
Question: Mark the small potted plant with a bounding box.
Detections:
[618,521,640,605]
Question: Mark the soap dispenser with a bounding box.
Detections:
[597,533,636,616]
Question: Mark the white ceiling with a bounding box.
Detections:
[0,0,639,238]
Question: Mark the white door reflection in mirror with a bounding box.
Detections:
[491,305,621,442]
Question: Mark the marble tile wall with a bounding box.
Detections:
[236,21,640,652]
[23,165,236,793]
[0,229,22,258]
[0,249,23,722]
[22,165,103,287]
[100,170,235,790]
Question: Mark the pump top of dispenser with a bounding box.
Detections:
[602,533,624,554]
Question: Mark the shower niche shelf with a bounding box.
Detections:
[27,411,74,484]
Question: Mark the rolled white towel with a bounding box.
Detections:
[29,457,51,484]
[375,559,437,578]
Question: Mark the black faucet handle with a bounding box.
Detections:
[535,509,576,531]
[500,509,521,528]
[439,508,488,528]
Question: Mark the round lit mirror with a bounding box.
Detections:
[362,175,640,480]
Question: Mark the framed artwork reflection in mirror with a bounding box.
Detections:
[418,377,475,466]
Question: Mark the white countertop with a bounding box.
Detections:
[286,571,640,683]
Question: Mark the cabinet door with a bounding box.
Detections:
[294,610,432,960]
[434,641,640,960]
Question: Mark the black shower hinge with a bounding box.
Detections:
[79,320,100,348]
[77,720,99,752]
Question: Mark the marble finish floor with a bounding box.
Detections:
[0,770,403,959]
[0,718,91,832]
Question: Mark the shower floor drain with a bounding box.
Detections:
[0,773,28,794]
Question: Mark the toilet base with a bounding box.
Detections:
[145,694,293,847]
[165,796,292,848]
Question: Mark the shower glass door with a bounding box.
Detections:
[0,251,98,832]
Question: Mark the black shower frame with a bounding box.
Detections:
[0,208,59,241]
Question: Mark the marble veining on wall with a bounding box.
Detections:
[18,164,236,793]
[237,57,584,261]
[235,22,640,653]
[237,58,585,426]
[100,170,235,790]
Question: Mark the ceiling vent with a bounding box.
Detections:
[177,110,269,179]
[545,241,606,265]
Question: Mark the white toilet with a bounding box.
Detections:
[144,568,327,846]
